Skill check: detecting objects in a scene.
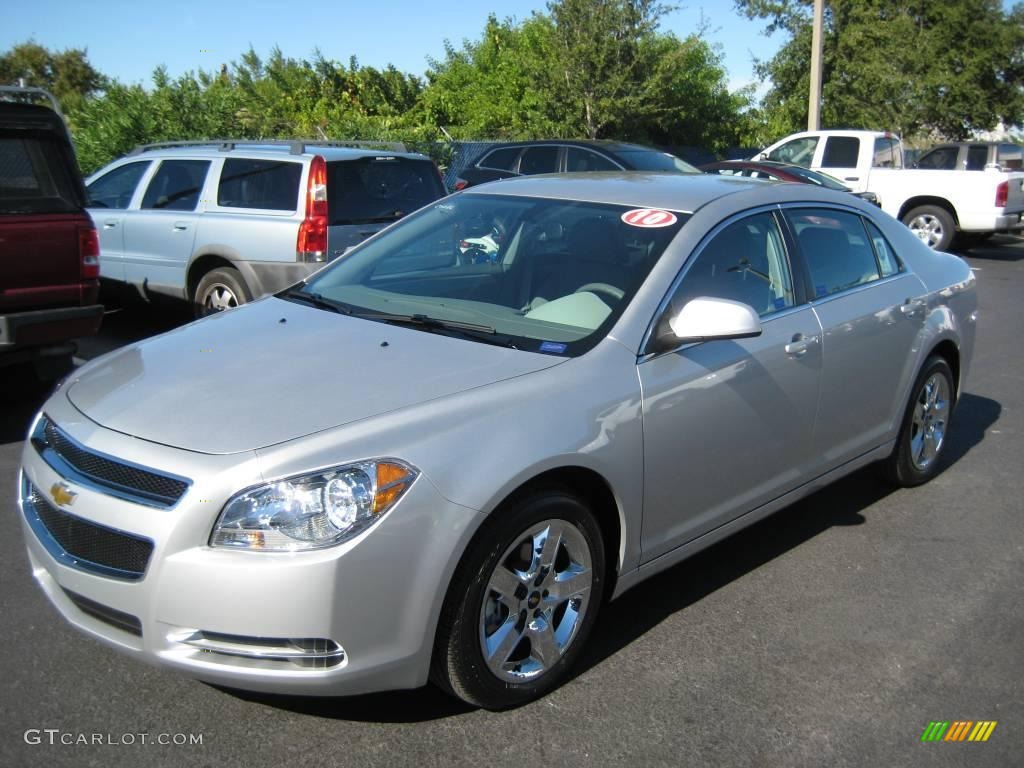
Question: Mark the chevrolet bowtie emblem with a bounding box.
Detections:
[49,482,77,507]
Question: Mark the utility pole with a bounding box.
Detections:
[808,0,824,130]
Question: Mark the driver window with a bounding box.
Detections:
[670,213,795,317]
[766,137,819,167]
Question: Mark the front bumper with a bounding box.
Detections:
[17,396,481,696]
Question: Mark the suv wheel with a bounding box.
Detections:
[195,267,251,316]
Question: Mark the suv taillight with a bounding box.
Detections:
[79,225,100,280]
[298,155,328,262]
[995,180,1008,208]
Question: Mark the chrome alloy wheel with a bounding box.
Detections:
[910,373,950,470]
[203,283,240,312]
[479,519,593,683]
[908,213,944,249]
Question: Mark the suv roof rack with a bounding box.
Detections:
[0,85,64,118]
[127,138,409,156]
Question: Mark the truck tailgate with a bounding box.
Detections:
[0,212,89,310]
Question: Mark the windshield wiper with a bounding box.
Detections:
[353,310,518,348]
[278,287,353,315]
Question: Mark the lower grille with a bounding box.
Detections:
[62,588,143,637]
[22,478,154,580]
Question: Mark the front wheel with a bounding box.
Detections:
[882,355,955,487]
[431,488,605,709]
[902,205,956,251]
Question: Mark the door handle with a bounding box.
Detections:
[900,298,926,317]
[173,221,189,231]
[844,176,860,181]
[785,333,818,358]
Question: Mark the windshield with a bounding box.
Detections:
[293,193,688,356]
[615,150,698,173]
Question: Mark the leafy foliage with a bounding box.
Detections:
[736,0,1024,140]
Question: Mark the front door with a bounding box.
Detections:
[639,210,822,562]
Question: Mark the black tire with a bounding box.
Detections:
[882,355,955,487]
[431,487,605,710]
[901,205,956,251]
[193,267,251,317]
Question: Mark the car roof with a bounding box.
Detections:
[120,143,432,163]
[461,171,851,213]
[479,139,664,155]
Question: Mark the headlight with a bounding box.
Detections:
[210,459,418,551]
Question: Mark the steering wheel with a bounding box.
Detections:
[575,283,625,302]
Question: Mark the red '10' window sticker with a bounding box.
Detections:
[620,208,678,228]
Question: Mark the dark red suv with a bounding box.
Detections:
[0,88,103,380]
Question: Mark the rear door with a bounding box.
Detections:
[85,160,152,283]
[123,159,210,297]
[817,135,866,191]
[326,156,446,257]
[784,206,926,473]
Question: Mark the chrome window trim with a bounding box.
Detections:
[31,416,192,510]
[638,203,799,361]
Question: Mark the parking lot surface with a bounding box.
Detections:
[2,237,1022,767]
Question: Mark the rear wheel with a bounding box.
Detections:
[431,488,605,710]
[194,267,250,317]
[902,205,955,251]
[882,355,955,487]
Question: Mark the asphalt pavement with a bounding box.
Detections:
[1,237,1022,768]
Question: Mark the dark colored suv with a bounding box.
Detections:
[453,140,698,190]
[0,87,102,380]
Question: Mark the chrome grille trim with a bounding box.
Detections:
[31,414,191,509]
[20,476,154,581]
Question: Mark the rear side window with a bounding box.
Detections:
[518,146,559,175]
[566,147,619,172]
[821,137,860,168]
[478,146,520,171]
[141,160,210,211]
[328,157,445,226]
[787,209,880,297]
[863,219,902,277]
[0,136,80,214]
[872,137,902,168]
[966,146,988,171]
[917,147,958,170]
[87,162,149,209]
[217,159,301,210]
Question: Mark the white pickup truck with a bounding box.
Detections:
[754,130,1024,250]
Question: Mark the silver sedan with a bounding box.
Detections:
[17,173,976,710]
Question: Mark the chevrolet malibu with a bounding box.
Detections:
[17,173,976,709]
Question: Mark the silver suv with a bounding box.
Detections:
[85,140,447,313]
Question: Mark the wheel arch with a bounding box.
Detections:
[898,196,959,227]
[928,338,961,400]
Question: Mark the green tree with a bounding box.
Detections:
[0,40,107,112]
[736,0,1024,140]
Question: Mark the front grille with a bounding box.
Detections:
[32,415,190,508]
[22,480,153,580]
[62,588,143,637]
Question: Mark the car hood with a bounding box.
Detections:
[66,297,564,454]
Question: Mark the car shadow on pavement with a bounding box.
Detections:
[956,234,1024,262]
[216,392,999,723]
[0,372,52,445]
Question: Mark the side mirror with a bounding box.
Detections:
[650,297,762,353]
